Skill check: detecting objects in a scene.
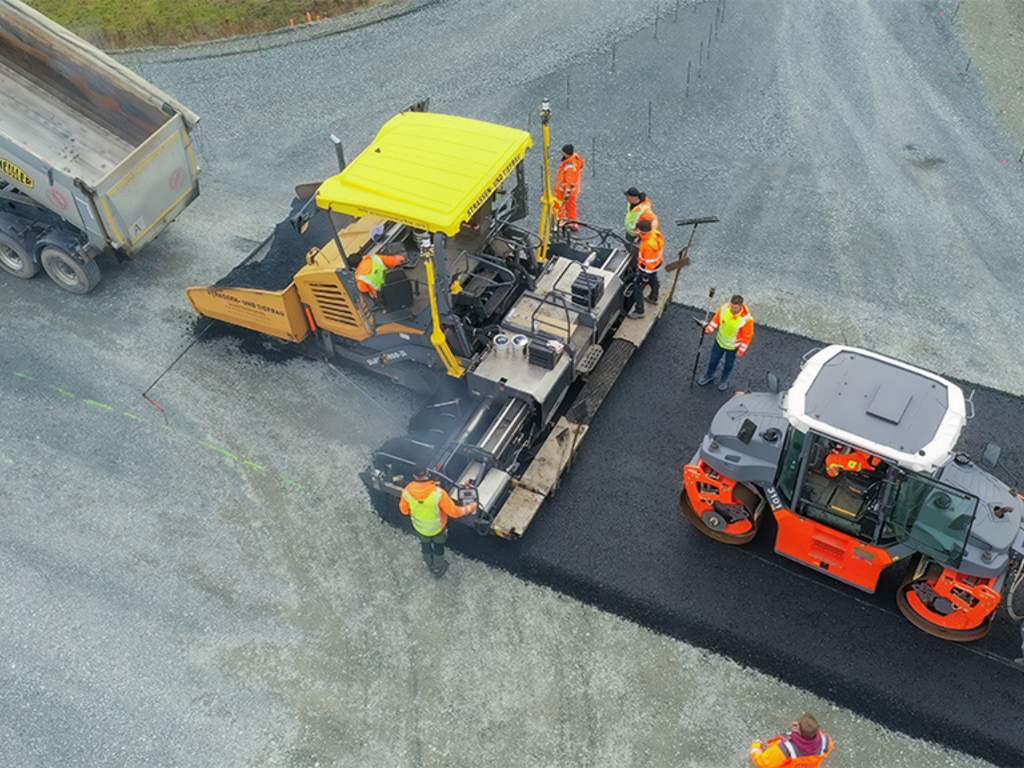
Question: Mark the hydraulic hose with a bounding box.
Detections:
[1007,556,1024,622]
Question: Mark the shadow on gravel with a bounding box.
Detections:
[190,317,305,365]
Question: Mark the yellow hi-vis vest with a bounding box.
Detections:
[403,487,444,537]
[357,254,388,292]
[624,199,655,236]
[716,305,751,351]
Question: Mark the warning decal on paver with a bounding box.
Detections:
[0,157,34,188]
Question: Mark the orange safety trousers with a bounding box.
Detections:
[556,191,579,223]
[555,153,584,224]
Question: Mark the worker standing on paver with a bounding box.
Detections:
[400,466,476,577]
[623,186,658,242]
[355,243,406,299]
[697,293,755,391]
[749,713,834,767]
[626,218,664,318]
[554,144,585,231]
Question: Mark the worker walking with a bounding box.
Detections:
[749,713,834,767]
[400,466,476,577]
[554,144,585,231]
[698,293,755,391]
[623,186,658,241]
[356,243,406,299]
[626,218,664,318]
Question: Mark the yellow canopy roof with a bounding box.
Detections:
[315,112,533,237]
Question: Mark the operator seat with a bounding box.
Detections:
[381,267,414,312]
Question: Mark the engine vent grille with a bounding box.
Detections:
[308,282,359,327]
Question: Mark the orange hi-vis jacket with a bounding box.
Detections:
[636,228,665,273]
[399,479,471,534]
[355,252,406,297]
[750,732,834,767]
[555,153,584,198]
[706,303,755,355]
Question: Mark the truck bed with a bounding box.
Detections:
[0,60,134,186]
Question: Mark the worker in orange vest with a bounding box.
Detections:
[554,144,585,231]
[625,218,664,318]
[400,465,477,577]
[623,186,658,242]
[750,713,834,767]
[356,243,406,299]
[698,294,755,391]
[824,448,881,478]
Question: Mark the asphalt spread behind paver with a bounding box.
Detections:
[375,303,1024,766]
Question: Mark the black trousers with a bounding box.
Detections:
[417,529,447,566]
[626,271,659,314]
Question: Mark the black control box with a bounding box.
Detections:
[528,339,560,370]
[571,271,604,309]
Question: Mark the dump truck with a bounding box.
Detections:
[0,0,200,293]
[188,103,704,538]
[680,345,1024,641]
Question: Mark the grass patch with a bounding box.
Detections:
[24,0,386,49]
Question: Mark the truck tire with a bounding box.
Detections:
[0,232,39,279]
[40,245,101,294]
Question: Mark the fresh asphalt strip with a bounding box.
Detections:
[372,304,1024,766]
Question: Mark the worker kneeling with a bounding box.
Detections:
[625,218,664,318]
[400,466,477,577]
[356,243,406,300]
[750,713,834,767]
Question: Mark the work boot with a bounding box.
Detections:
[697,374,714,386]
[429,557,449,578]
[645,293,659,305]
[718,379,732,392]
[627,308,645,318]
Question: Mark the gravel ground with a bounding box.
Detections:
[962,0,1024,147]
[1,0,1020,765]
